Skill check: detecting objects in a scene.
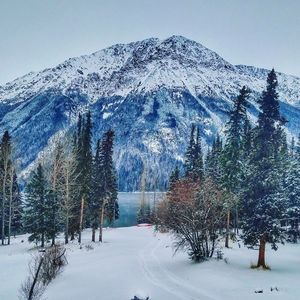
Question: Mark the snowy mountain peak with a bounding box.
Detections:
[0,36,300,190]
[1,35,299,106]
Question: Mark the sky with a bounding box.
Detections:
[0,0,299,84]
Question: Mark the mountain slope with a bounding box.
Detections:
[0,36,299,190]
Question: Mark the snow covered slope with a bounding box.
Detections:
[1,226,300,300]
[0,36,300,190]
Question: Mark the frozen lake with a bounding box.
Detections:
[115,192,165,227]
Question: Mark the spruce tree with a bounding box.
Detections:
[10,172,23,237]
[70,112,93,243]
[100,129,119,225]
[0,131,12,245]
[194,127,204,180]
[169,165,180,189]
[222,86,250,193]
[185,124,196,178]
[185,125,204,181]
[221,86,250,247]
[89,140,104,241]
[205,135,223,185]
[284,136,300,242]
[24,164,48,247]
[241,69,287,268]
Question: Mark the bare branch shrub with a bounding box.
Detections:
[40,244,68,285]
[156,178,229,262]
[19,255,45,300]
[19,244,67,300]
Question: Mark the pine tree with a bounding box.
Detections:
[241,69,287,268]
[69,114,83,240]
[221,86,250,247]
[194,127,204,180]
[90,129,119,242]
[185,124,196,178]
[24,164,48,247]
[89,140,104,242]
[70,112,93,243]
[10,171,23,238]
[61,149,78,244]
[0,131,13,245]
[222,86,250,193]
[46,142,64,245]
[169,165,180,189]
[184,125,204,181]
[205,135,223,184]
[284,135,300,242]
[7,167,23,244]
[100,129,119,225]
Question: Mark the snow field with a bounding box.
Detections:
[0,226,300,299]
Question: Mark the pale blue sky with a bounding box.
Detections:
[0,0,299,84]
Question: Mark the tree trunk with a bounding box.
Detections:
[7,169,13,245]
[41,232,45,248]
[2,170,7,245]
[234,205,239,234]
[225,211,230,248]
[99,200,106,242]
[92,228,95,242]
[65,215,69,244]
[78,197,84,244]
[257,236,267,268]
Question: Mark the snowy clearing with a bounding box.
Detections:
[1,226,300,300]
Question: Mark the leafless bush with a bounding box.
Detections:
[19,255,45,300]
[19,244,67,300]
[85,244,94,251]
[40,244,67,285]
[156,178,229,262]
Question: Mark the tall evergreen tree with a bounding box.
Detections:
[222,86,250,193]
[101,129,119,225]
[47,142,64,245]
[205,135,223,184]
[241,69,287,268]
[169,165,180,189]
[24,164,48,247]
[185,124,196,178]
[194,127,204,180]
[10,171,23,237]
[89,140,104,242]
[0,131,12,245]
[185,125,204,181]
[221,86,250,247]
[284,135,300,242]
[70,112,93,243]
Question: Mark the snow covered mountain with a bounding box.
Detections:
[1,35,300,190]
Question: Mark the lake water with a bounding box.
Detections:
[114,192,165,227]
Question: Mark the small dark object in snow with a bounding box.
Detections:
[216,250,223,260]
[38,249,46,253]
[271,286,279,292]
[255,289,263,293]
[131,296,149,300]
[21,240,24,243]
[238,243,241,248]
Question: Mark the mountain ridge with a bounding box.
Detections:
[0,35,299,190]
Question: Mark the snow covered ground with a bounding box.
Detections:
[1,226,300,300]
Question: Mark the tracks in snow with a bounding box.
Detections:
[138,234,218,300]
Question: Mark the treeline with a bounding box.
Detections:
[0,112,119,247]
[159,69,300,268]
